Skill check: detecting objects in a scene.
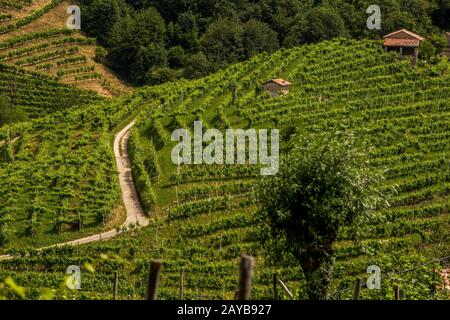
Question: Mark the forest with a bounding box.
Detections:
[79,0,450,85]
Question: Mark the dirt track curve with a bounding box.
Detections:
[0,121,148,260]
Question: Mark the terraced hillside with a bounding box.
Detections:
[0,64,101,124]
[1,39,449,300]
[0,85,148,252]
[0,0,60,33]
[0,0,129,97]
[125,39,450,300]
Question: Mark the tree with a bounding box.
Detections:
[168,45,185,68]
[259,0,313,44]
[420,34,448,62]
[429,34,448,60]
[0,198,17,246]
[0,214,14,246]
[146,67,179,84]
[201,18,244,67]
[24,197,45,238]
[432,0,450,29]
[94,46,108,63]
[284,6,348,46]
[81,0,128,45]
[257,132,386,300]
[130,44,168,84]
[107,7,166,77]
[0,95,26,126]
[182,52,213,79]
[168,11,200,51]
[242,19,279,59]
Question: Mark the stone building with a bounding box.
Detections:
[262,78,292,97]
[383,29,425,65]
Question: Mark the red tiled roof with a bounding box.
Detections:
[383,28,425,41]
[441,269,450,291]
[384,38,420,48]
[264,78,291,87]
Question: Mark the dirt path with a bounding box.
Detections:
[0,121,148,260]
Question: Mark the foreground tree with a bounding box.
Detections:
[258,132,386,300]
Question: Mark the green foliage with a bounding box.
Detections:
[107,7,166,76]
[242,19,279,59]
[94,46,108,63]
[168,46,185,69]
[182,52,213,79]
[257,132,386,299]
[81,0,128,45]
[420,34,448,63]
[0,214,14,246]
[146,67,180,85]
[284,6,349,47]
[0,37,449,301]
[78,0,450,84]
[0,95,24,126]
[167,11,200,51]
[201,18,245,67]
[130,44,168,85]
[0,65,101,123]
[0,0,63,35]
[128,129,158,212]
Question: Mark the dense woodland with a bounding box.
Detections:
[79,0,450,85]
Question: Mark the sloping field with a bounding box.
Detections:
[0,63,101,122]
[0,39,449,300]
[0,0,130,97]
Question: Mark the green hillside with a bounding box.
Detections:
[0,39,449,300]
[0,87,140,249]
[0,63,101,124]
[0,0,131,97]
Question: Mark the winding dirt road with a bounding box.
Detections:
[0,121,148,260]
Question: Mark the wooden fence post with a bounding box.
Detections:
[180,268,185,300]
[113,271,119,300]
[147,260,162,300]
[394,285,400,300]
[273,273,278,300]
[238,254,254,300]
[431,267,437,297]
[353,278,362,300]
[278,279,294,300]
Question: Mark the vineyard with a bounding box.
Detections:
[0,63,101,122]
[0,0,129,97]
[0,88,151,250]
[0,0,61,34]
[0,38,449,300]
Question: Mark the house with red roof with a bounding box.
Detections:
[383,29,425,65]
[262,78,292,97]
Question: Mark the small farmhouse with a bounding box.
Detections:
[383,29,425,65]
[262,78,292,97]
[444,32,450,57]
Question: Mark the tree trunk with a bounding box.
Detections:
[300,253,333,300]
